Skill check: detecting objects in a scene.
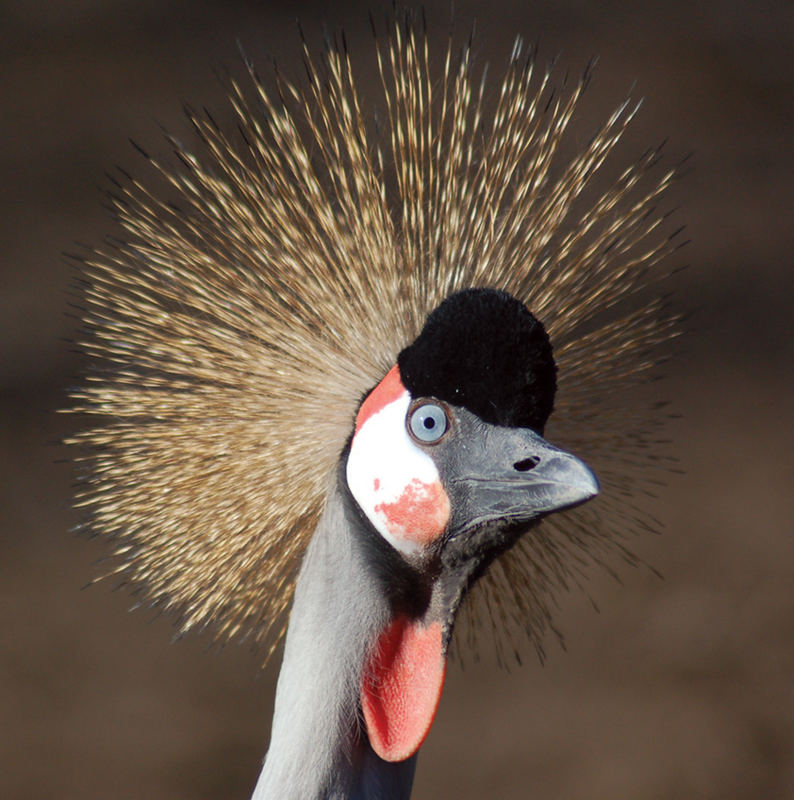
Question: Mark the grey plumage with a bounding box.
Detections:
[252,487,416,798]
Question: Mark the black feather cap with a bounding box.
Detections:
[398,288,557,433]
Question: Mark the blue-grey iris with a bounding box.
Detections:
[408,403,448,443]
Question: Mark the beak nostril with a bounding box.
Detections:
[513,456,540,472]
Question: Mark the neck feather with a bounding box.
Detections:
[251,482,418,799]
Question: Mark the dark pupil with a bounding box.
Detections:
[423,417,435,430]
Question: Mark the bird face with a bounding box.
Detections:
[346,368,597,563]
[344,288,600,764]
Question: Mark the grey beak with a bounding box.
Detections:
[446,421,599,534]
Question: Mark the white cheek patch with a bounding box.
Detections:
[346,391,451,556]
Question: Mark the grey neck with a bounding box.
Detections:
[251,486,418,799]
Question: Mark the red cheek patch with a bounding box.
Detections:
[361,617,447,762]
[374,479,451,546]
[355,365,405,433]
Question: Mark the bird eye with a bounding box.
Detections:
[408,402,449,443]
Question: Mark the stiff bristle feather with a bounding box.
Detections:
[67,19,679,665]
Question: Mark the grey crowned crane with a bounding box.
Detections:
[254,288,598,797]
[69,18,679,800]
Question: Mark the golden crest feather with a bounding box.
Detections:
[68,19,680,665]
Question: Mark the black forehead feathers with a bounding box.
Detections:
[397,288,556,433]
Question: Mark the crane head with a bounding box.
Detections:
[345,287,599,763]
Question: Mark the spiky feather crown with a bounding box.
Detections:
[69,20,679,665]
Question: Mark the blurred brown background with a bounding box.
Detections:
[1,1,792,798]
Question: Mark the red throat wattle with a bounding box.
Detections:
[361,616,447,762]
[356,364,449,759]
